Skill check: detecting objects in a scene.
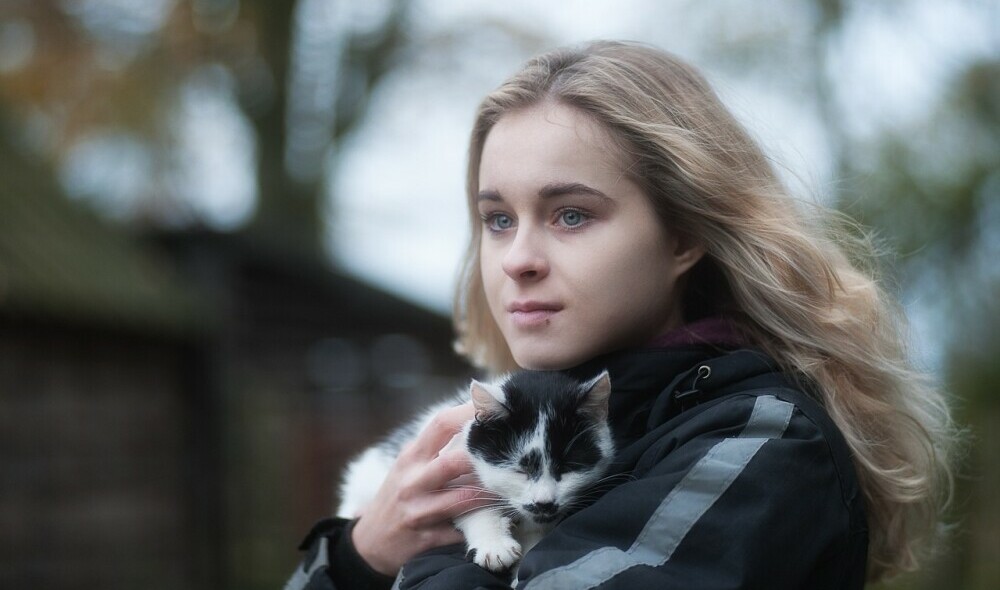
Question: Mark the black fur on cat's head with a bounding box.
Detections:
[465,370,614,524]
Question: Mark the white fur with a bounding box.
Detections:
[460,412,614,571]
[455,510,521,571]
[335,374,614,574]
[336,447,396,519]
[336,396,459,518]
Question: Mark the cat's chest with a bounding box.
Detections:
[513,518,553,557]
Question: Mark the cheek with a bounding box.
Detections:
[479,248,504,310]
[566,236,678,354]
[577,233,676,309]
[475,463,524,496]
[556,473,587,496]
[615,226,675,283]
[554,471,603,505]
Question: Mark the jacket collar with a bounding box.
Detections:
[562,346,787,447]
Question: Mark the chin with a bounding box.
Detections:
[510,348,582,371]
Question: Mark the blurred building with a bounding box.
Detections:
[0,164,473,589]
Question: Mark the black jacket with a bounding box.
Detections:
[286,346,869,589]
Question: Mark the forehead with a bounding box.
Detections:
[478,102,628,195]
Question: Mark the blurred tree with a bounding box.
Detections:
[803,5,998,590]
[0,2,414,588]
[241,0,409,255]
[686,0,997,587]
[0,0,410,257]
[2,0,994,587]
[843,56,1000,590]
[768,3,998,589]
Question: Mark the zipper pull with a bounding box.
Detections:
[674,365,712,408]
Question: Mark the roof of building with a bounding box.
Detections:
[0,137,204,336]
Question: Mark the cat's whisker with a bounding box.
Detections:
[454,502,513,518]
[446,499,502,513]
[590,473,636,488]
[427,485,496,497]
[447,495,509,507]
[501,508,520,521]
[455,504,489,517]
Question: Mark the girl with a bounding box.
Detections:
[287,40,956,589]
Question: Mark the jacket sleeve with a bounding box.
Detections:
[394,542,515,589]
[400,393,867,590]
[284,517,397,590]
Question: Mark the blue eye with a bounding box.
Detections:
[559,210,585,227]
[482,213,514,232]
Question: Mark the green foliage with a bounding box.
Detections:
[836,55,999,590]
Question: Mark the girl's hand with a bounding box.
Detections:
[350,402,492,576]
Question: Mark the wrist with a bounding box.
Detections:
[348,517,399,578]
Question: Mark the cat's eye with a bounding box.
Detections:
[519,451,542,477]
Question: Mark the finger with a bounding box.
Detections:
[415,449,475,491]
[403,475,502,529]
[433,486,501,521]
[408,486,494,528]
[418,523,465,550]
[447,473,480,488]
[402,486,466,529]
[410,403,475,460]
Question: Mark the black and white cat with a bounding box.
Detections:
[336,370,615,573]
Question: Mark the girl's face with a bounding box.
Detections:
[477,102,703,370]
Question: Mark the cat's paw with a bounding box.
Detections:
[467,537,522,573]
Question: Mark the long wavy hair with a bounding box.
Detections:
[452,40,957,581]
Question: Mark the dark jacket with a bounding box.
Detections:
[286,346,869,589]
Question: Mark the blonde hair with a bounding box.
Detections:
[453,40,957,581]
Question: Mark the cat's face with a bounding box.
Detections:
[466,370,614,525]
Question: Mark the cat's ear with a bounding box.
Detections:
[578,370,612,421]
[470,379,508,420]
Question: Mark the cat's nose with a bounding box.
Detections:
[525,501,559,515]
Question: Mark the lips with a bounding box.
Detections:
[507,301,562,328]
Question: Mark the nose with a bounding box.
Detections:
[501,228,549,281]
[524,501,559,516]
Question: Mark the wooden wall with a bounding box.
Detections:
[0,318,217,590]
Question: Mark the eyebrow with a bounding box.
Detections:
[476,182,611,203]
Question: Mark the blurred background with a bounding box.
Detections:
[0,0,995,588]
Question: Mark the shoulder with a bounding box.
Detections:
[638,387,861,504]
[517,387,869,589]
[625,385,868,555]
